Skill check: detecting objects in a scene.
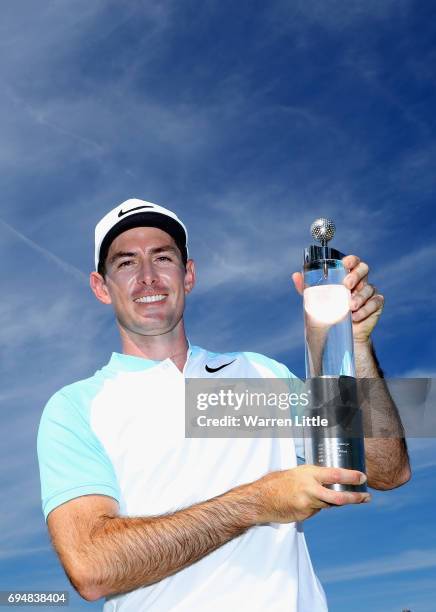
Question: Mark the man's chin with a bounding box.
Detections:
[117,318,179,338]
[130,325,173,337]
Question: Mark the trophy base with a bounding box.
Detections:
[303,377,367,492]
[305,436,367,493]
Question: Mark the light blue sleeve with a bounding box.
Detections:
[37,390,120,521]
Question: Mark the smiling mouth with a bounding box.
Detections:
[134,294,167,304]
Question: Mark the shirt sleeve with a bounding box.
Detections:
[37,390,120,521]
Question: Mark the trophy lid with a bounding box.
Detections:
[304,218,344,267]
[311,218,335,246]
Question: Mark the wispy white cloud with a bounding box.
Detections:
[0,218,88,284]
[326,576,436,612]
[0,466,47,552]
[319,547,436,583]
[269,0,411,33]
[412,457,436,471]
[0,545,51,562]
[191,187,386,293]
[372,244,436,294]
[406,438,436,472]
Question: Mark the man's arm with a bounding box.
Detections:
[354,339,411,489]
[48,466,369,601]
[342,255,410,489]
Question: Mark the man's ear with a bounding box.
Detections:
[184,259,196,295]
[90,271,112,305]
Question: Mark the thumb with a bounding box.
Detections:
[291,272,304,296]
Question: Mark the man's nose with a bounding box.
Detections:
[137,259,158,285]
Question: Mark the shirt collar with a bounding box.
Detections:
[107,339,198,372]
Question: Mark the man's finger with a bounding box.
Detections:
[344,262,369,290]
[315,467,367,486]
[342,254,360,271]
[352,275,368,293]
[352,294,384,322]
[350,284,376,311]
[317,485,371,506]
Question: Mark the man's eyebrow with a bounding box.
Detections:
[108,246,179,266]
[108,251,137,266]
[148,245,179,255]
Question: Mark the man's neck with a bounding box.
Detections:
[118,325,189,372]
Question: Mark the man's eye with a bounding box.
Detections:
[156,256,172,262]
[119,260,134,268]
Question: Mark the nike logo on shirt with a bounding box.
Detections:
[205,360,236,373]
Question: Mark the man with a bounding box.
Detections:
[38,199,410,611]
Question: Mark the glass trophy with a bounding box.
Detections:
[303,218,366,492]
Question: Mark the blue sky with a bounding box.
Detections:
[1,1,435,610]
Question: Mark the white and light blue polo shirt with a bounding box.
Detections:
[37,345,327,611]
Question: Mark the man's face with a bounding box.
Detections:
[94,226,195,338]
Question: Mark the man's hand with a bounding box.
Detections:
[291,254,384,344]
[251,465,370,524]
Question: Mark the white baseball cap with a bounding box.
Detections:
[94,198,189,272]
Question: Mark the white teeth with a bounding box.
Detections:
[135,294,167,303]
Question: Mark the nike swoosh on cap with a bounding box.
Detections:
[118,205,154,218]
[205,360,236,373]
